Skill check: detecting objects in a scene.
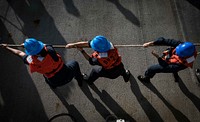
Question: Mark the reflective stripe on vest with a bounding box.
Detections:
[162,48,197,68]
[92,47,122,69]
[27,47,64,78]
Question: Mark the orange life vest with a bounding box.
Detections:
[162,48,197,68]
[92,47,122,69]
[26,47,64,78]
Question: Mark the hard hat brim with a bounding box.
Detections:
[90,40,112,52]
[25,41,44,55]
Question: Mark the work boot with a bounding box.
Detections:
[76,73,86,87]
[195,69,200,83]
[137,75,150,83]
[196,69,200,76]
[82,74,94,85]
[123,70,131,82]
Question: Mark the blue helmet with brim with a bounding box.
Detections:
[175,42,195,57]
[90,35,111,52]
[24,38,44,55]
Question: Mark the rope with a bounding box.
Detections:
[1,43,200,56]
[2,43,200,48]
[3,44,199,55]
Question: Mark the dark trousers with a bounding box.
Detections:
[145,63,187,78]
[45,60,82,87]
[87,63,127,83]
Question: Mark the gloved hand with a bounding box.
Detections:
[143,41,154,48]
[0,43,8,48]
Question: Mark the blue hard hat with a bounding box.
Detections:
[175,42,195,57]
[90,35,111,52]
[24,38,44,55]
